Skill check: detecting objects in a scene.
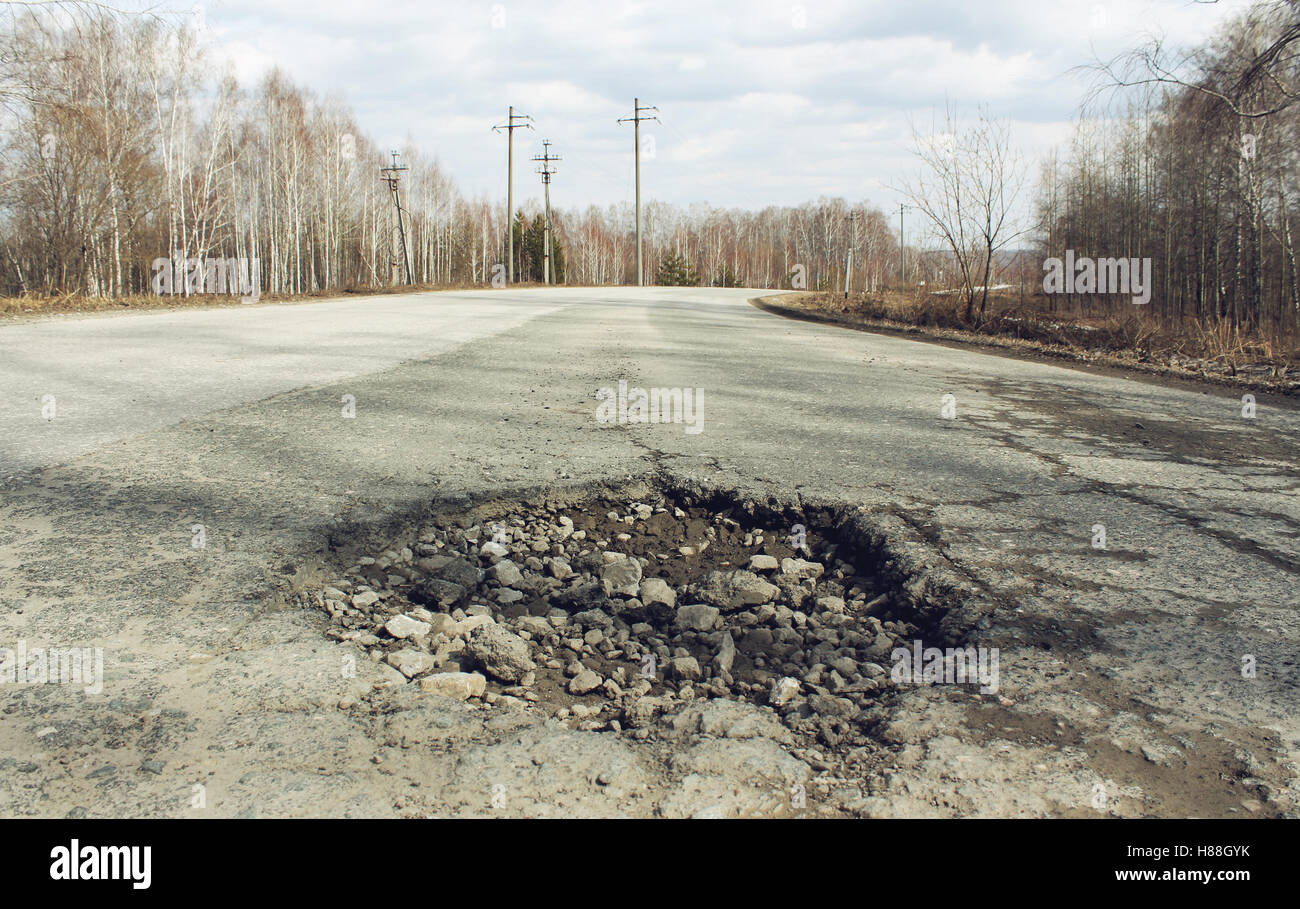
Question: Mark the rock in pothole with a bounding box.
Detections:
[302,484,971,772]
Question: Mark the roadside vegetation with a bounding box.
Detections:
[772,288,1297,392]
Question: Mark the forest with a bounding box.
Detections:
[0,1,1295,351]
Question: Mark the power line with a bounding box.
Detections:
[618,97,658,286]
[532,139,561,284]
[492,106,533,284]
[846,210,863,299]
[380,150,413,285]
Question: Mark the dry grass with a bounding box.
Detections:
[795,289,1299,390]
[0,281,555,318]
[0,291,253,316]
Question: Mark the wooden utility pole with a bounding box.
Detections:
[493,106,533,283]
[619,98,658,286]
[898,203,910,285]
[846,211,862,300]
[380,150,413,285]
[532,140,561,284]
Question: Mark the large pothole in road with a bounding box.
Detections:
[301,483,986,759]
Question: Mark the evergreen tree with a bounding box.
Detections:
[656,251,700,286]
[712,263,741,287]
[512,212,565,283]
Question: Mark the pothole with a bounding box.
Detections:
[300,482,989,759]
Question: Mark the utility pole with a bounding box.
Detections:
[532,140,561,284]
[618,98,658,286]
[898,203,910,286]
[380,150,413,285]
[846,211,862,300]
[493,106,533,283]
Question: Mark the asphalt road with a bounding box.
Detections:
[0,293,567,479]
[0,287,1296,817]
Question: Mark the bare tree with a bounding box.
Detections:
[1085,0,1300,120]
[899,105,1027,323]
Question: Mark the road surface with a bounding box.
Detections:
[0,287,1296,817]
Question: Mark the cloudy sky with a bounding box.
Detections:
[184,0,1245,215]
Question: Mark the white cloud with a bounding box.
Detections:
[182,0,1249,212]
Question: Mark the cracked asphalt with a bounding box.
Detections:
[0,286,1296,817]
